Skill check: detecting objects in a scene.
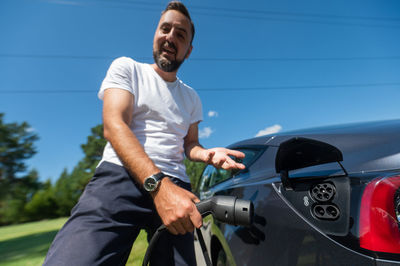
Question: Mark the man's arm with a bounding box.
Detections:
[184,122,246,170]
[103,89,158,179]
[103,88,202,235]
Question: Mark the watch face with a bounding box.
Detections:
[144,177,158,192]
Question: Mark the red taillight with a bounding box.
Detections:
[359,175,400,254]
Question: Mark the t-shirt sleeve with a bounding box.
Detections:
[191,91,203,124]
[98,57,136,100]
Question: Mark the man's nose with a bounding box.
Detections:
[165,29,176,42]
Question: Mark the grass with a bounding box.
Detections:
[0,218,148,266]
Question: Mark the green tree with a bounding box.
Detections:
[80,124,106,175]
[0,113,38,198]
[52,124,107,216]
[52,168,78,216]
[184,159,206,193]
[0,168,42,224]
[23,124,107,221]
[0,114,40,224]
[25,179,57,220]
[71,124,107,194]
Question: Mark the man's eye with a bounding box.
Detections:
[161,26,170,33]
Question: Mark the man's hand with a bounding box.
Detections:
[203,147,246,170]
[152,178,203,235]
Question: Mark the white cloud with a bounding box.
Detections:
[199,127,214,139]
[208,110,218,118]
[255,124,282,137]
[26,127,36,133]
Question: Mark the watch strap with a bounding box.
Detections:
[151,172,165,182]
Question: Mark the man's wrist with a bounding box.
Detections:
[149,177,171,199]
[143,172,165,192]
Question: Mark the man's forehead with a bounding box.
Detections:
[158,10,191,31]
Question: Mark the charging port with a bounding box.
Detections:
[310,182,336,202]
[312,204,340,220]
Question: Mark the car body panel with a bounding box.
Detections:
[196,120,400,265]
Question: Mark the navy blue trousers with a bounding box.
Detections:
[43,161,196,266]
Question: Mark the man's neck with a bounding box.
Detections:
[151,64,177,82]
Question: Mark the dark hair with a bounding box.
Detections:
[162,1,195,44]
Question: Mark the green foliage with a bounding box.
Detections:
[25,180,58,220]
[0,198,26,225]
[52,165,91,217]
[0,113,38,183]
[53,124,106,215]
[0,170,41,224]
[52,168,79,216]
[0,113,40,225]
[80,124,107,174]
[0,169,43,225]
[184,159,206,192]
[26,124,107,220]
[0,119,107,224]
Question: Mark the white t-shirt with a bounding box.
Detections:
[98,57,203,183]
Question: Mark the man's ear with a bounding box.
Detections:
[185,45,193,59]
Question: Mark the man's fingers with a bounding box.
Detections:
[175,223,188,235]
[190,207,203,229]
[227,149,245,159]
[223,162,245,170]
[165,219,198,235]
[166,224,179,235]
[190,193,200,204]
[206,148,246,170]
[191,196,203,228]
[170,222,187,235]
[217,158,226,168]
[222,157,246,170]
[153,181,204,235]
[182,218,195,232]
[230,159,246,170]
[205,150,215,163]
[168,218,196,235]
[192,197,200,204]
[236,162,246,169]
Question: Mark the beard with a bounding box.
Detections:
[153,42,184,72]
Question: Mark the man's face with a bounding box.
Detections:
[153,10,193,73]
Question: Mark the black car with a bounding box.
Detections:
[195,120,400,266]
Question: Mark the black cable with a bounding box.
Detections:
[196,228,212,266]
[142,225,167,266]
[142,225,212,266]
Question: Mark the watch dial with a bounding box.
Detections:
[145,177,158,191]
[148,180,156,189]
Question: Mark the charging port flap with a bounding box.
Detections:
[275,137,347,190]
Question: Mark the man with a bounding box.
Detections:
[44,2,245,265]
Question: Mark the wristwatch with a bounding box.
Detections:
[143,172,165,192]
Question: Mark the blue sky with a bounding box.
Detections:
[1,0,399,182]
